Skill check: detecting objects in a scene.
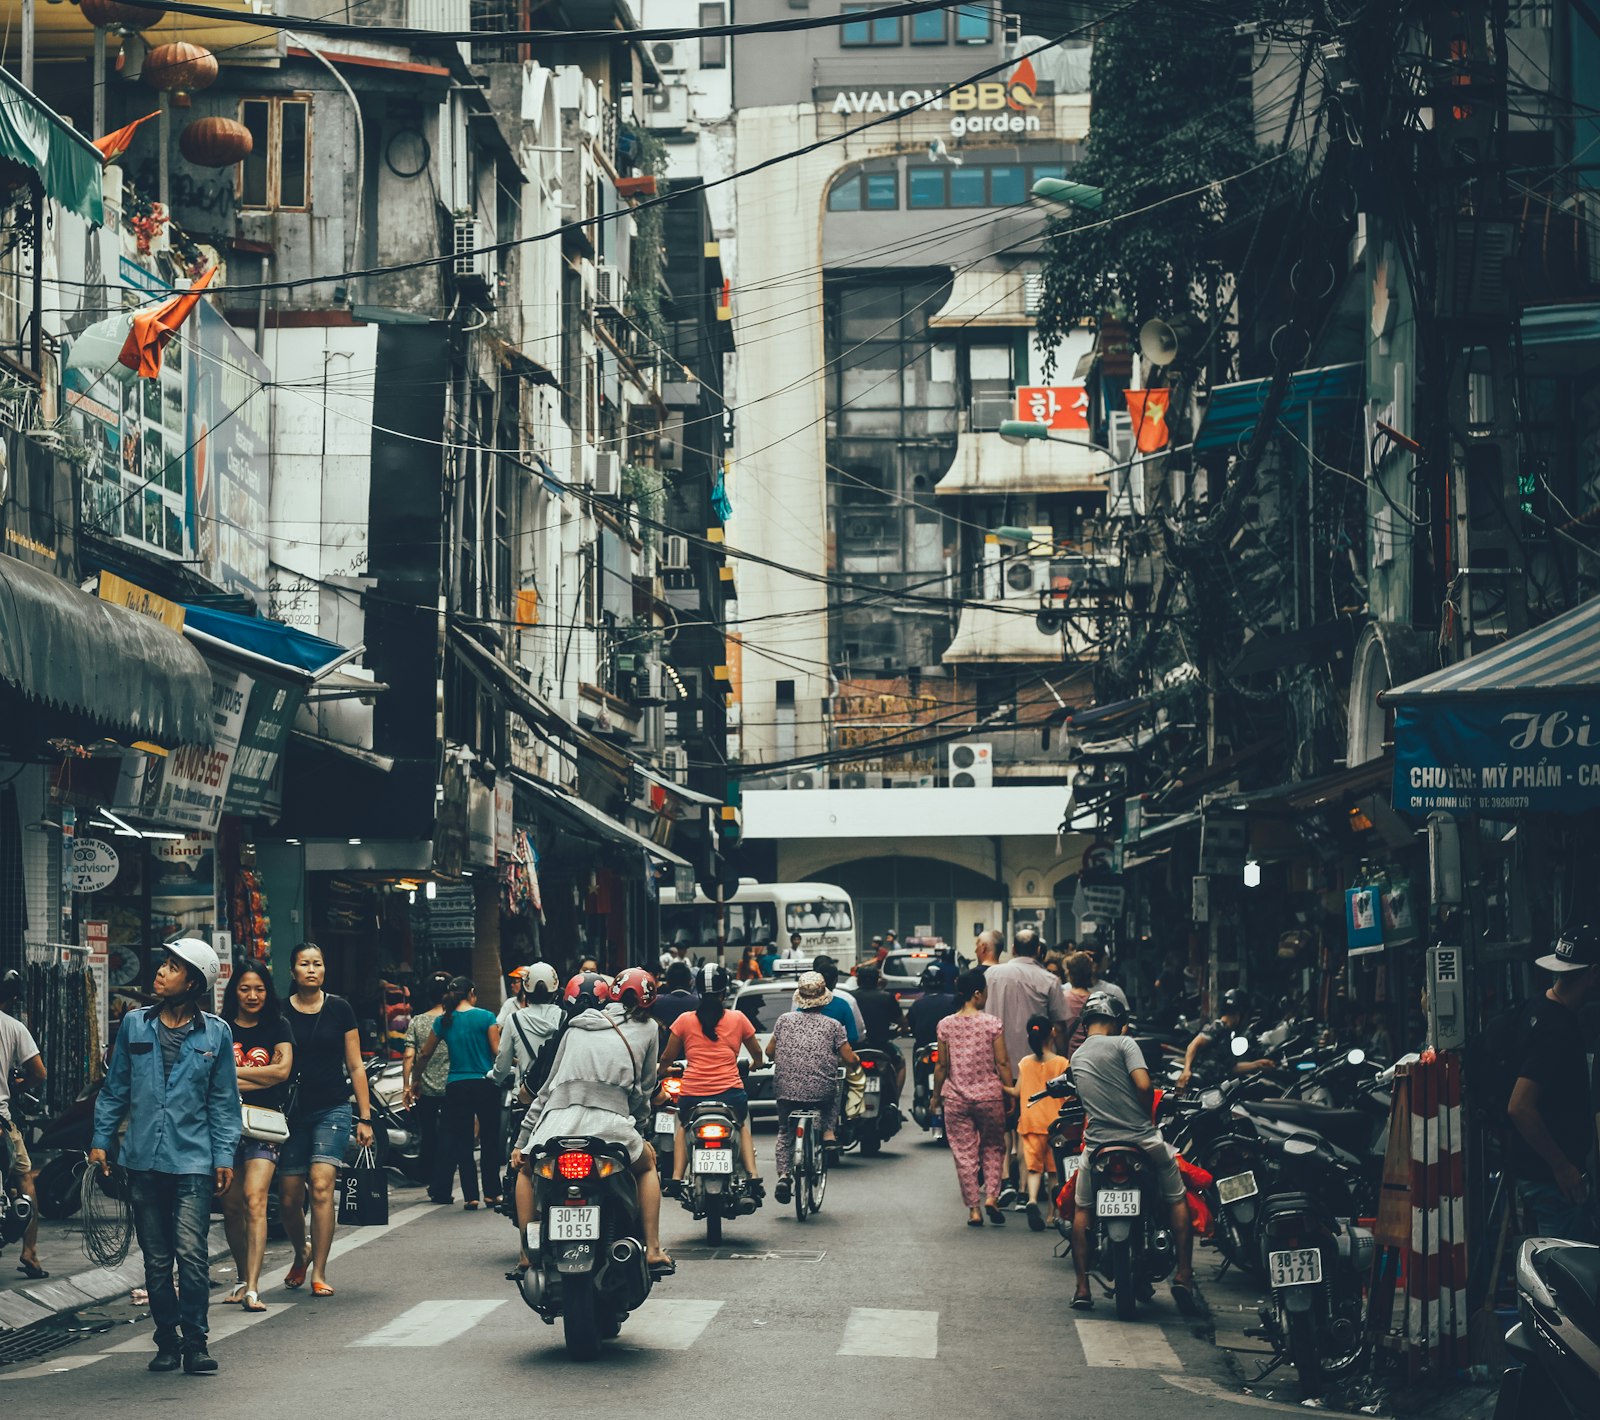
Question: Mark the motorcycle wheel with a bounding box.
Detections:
[1112,1240,1138,1321]
[34,1154,84,1220]
[1286,1310,1323,1398]
[562,1276,604,1360]
[366,1124,391,1173]
[705,1210,722,1245]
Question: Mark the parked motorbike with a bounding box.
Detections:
[516,1136,660,1359]
[363,1055,426,1182]
[677,1097,760,1243]
[16,1082,96,1220]
[851,1047,903,1156]
[910,1042,943,1142]
[1495,1237,1600,1420]
[0,1108,37,1256]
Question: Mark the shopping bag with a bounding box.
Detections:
[336,1146,388,1226]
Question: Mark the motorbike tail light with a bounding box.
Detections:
[860,1059,876,1071]
[930,1046,938,1064]
[1102,1156,1133,1185]
[696,1122,730,1142]
[556,1151,594,1180]
[664,1079,682,1098]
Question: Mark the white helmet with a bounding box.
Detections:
[523,962,560,998]
[165,938,220,996]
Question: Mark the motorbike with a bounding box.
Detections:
[1495,1237,1600,1420]
[1,1103,37,1256]
[851,1047,903,1157]
[652,1061,684,1166]
[516,1136,659,1359]
[677,1097,760,1243]
[18,1082,97,1220]
[910,1041,944,1142]
[363,1055,427,1182]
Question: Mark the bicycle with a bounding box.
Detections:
[786,1104,828,1221]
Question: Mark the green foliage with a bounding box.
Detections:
[1033,9,1273,369]
[624,121,671,350]
[623,462,666,547]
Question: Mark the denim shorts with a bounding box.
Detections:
[678,1088,749,1125]
[235,1139,281,1168]
[278,1103,352,1176]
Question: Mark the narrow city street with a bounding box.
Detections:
[0,1138,1267,1417]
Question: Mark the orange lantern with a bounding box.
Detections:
[143,42,218,107]
[80,0,167,31]
[178,116,252,168]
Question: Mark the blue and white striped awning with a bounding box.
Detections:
[1380,596,1600,703]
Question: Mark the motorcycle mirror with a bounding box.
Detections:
[1283,1137,1319,1155]
[1347,1048,1366,1066]
[1231,1036,1252,1058]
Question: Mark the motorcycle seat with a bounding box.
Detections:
[1537,1244,1600,1336]
[1242,1101,1372,1156]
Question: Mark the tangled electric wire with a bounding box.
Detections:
[79,1161,134,1268]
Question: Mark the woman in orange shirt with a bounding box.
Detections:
[1016,1014,1069,1231]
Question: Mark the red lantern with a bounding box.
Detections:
[144,42,218,108]
[80,0,167,31]
[178,116,253,168]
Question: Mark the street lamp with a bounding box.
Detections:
[998,419,1056,446]
[1031,177,1105,211]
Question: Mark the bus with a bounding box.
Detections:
[658,880,858,970]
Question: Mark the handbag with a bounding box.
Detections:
[240,1103,290,1144]
[336,1145,389,1226]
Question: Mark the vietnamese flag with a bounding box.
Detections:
[94,111,160,166]
[1125,388,1172,453]
[118,267,218,379]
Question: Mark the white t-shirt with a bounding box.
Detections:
[0,1010,42,1123]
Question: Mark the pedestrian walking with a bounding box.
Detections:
[278,942,373,1297]
[737,943,765,982]
[1016,1014,1068,1231]
[89,939,239,1374]
[1,968,47,1279]
[219,964,292,1311]
[932,969,1016,1227]
[403,971,461,1203]
[416,976,503,1210]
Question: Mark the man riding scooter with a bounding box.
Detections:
[1068,992,1201,1315]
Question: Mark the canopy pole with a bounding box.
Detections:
[93,29,107,143]
[21,0,33,91]
[30,198,43,373]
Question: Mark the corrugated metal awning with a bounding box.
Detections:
[1194,362,1361,453]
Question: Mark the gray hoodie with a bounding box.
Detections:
[515,1008,651,1154]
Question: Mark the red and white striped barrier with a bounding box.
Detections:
[1402,1052,1469,1377]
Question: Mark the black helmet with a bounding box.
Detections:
[0,968,21,1004]
[918,964,945,991]
[696,962,731,998]
[1220,988,1250,1015]
[1081,991,1126,1027]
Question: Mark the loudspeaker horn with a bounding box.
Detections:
[1138,316,1183,367]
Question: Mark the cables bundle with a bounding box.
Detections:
[79,1163,134,1268]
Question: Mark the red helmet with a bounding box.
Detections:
[614,967,658,1009]
[563,971,614,1014]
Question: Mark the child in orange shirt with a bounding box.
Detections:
[1015,1014,1070,1231]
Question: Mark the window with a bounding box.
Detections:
[910,9,945,42]
[950,167,987,207]
[828,175,862,211]
[237,96,310,210]
[841,3,901,46]
[989,165,1026,205]
[865,171,898,208]
[954,3,990,42]
[699,2,727,67]
[1030,164,1067,185]
[907,167,945,208]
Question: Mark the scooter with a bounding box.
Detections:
[21,1082,98,1220]
[677,1098,760,1244]
[851,1047,903,1157]
[910,1041,944,1142]
[1496,1238,1600,1420]
[362,1056,426,1182]
[516,1136,660,1359]
[0,1109,37,1255]
[652,1062,684,1165]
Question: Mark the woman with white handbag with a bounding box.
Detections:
[219,964,293,1312]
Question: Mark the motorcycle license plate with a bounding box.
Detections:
[865,1077,881,1094]
[653,1112,675,1134]
[548,1206,600,1241]
[1269,1248,1323,1287]
[1216,1170,1259,1205]
[694,1149,733,1174]
[1097,1189,1141,1217]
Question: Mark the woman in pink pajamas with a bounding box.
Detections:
[932,970,1017,1226]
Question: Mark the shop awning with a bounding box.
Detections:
[0,551,213,746]
[519,774,691,868]
[0,0,281,65]
[1194,362,1361,454]
[181,602,361,681]
[0,65,104,225]
[1218,756,1395,814]
[1380,595,1600,814]
[934,432,1114,497]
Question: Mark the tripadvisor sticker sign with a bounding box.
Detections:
[824,58,1046,139]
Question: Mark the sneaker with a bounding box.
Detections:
[997,1185,1020,1209]
[774,1178,792,1205]
[182,1346,218,1375]
[746,1178,766,1202]
[148,1345,183,1374]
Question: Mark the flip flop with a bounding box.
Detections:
[968,1215,984,1227]
[1172,1281,1205,1317]
[283,1259,308,1290]
[985,1204,1007,1225]
[648,1257,676,1278]
[1071,1293,1094,1311]
[221,1284,247,1305]
[311,1281,335,1297]
[242,1292,267,1313]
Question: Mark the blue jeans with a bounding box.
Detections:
[129,1171,213,1347]
[1517,1178,1599,1243]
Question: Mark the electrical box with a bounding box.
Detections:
[1427,942,1467,1052]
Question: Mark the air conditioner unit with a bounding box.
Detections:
[841,771,870,790]
[662,745,689,780]
[649,39,684,71]
[647,83,691,130]
[593,450,621,496]
[1022,271,1044,315]
[790,770,822,791]
[637,658,665,705]
[596,263,628,311]
[662,534,691,570]
[452,217,496,295]
[1001,558,1048,599]
[889,771,934,788]
[948,741,994,788]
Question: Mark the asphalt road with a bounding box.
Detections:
[0,1131,1305,1420]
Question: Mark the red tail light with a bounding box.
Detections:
[860,1058,876,1071]
[930,1046,939,1064]
[1103,1156,1133,1185]
[696,1122,730,1141]
[663,1079,682,1097]
[557,1151,594,1180]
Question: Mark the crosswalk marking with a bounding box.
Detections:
[104,1297,293,1354]
[837,1307,938,1359]
[327,1202,438,1262]
[1075,1317,1182,1370]
[616,1298,725,1351]
[349,1298,506,1347]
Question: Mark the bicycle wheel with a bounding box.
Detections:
[792,1120,807,1224]
[808,1128,828,1216]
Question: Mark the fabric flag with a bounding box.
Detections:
[94,112,160,166]
[1124,388,1172,453]
[118,266,217,379]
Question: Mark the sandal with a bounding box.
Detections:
[221,1283,248,1305]
[648,1255,676,1278]
[15,1261,48,1280]
[985,1203,1007,1225]
[283,1258,308,1290]
[463,1201,480,1211]
[1071,1292,1094,1311]
[968,1214,984,1227]
[242,1291,267,1313]
[311,1281,335,1298]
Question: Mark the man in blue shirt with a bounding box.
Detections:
[809,956,863,1044]
[92,939,239,1375]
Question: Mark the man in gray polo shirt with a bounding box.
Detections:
[982,929,1071,1069]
